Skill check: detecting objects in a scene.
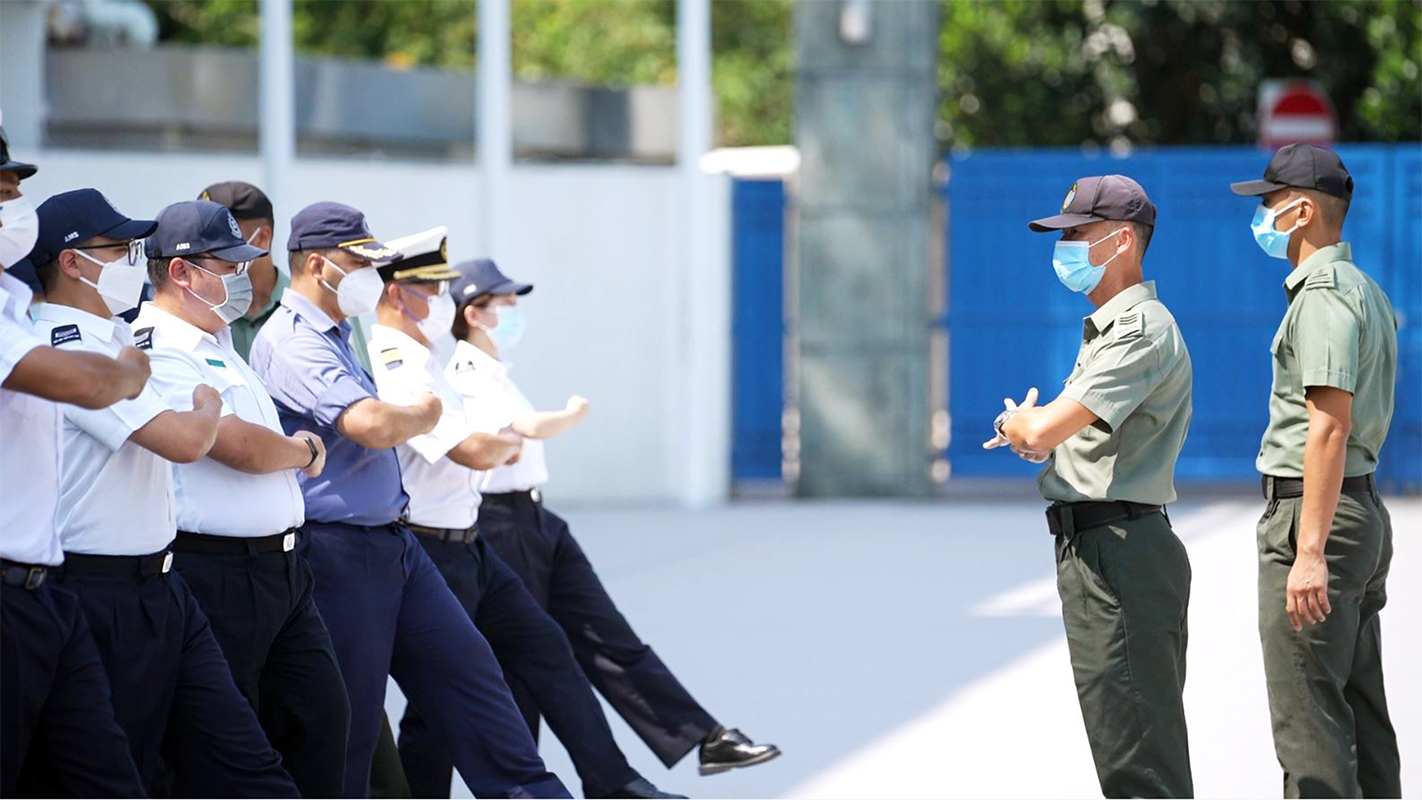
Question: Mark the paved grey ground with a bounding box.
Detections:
[381,495,1420,798]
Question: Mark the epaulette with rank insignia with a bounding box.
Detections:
[1115,311,1144,339]
[1304,268,1336,290]
[381,347,403,369]
[133,327,154,350]
[50,324,81,346]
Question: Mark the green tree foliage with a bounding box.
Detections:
[143,0,1417,149]
[939,0,1421,149]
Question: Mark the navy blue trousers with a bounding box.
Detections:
[51,565,299,797]
[299,521,569,799]
[398,535,639,798]
[175,543,351,798]
[1,579,146,797]
[478,493,718,768]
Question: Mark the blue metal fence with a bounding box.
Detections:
[731,178,787,483]
[946,144,1421,492]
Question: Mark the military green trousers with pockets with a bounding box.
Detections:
[1054,509,1193,798]
[1257,485,1400,798]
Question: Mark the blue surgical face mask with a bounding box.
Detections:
[487,304,526,351]
[1052,228,1123,294]
[1250,197,1305,259]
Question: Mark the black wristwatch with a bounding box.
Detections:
[300,436,319,469]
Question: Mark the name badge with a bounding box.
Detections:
[161,551,174,573]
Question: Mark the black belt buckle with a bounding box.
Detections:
[1045,505,1067,537]
[3,564,47,590]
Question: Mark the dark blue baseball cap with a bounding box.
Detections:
[450,258,534,305]
[287,201,400,262]
[145,200,266,263]
[30,188,157,267]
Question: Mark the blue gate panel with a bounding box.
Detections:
[731,178,787,482]
[947,144,1421,492]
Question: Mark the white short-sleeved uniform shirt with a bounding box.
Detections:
[0,273,65,566]
[445,340,549,493]
[132,303,305,537]
[31,303,177,556]
[367,325,482,529]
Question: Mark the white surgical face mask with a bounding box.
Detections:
[185,260,254,326]
[320,256,383,317]
[75,248,147,315]
[486,304,526,351]
[415,291,456,343]
[0,195,39,269]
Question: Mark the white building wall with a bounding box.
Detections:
[20,150,732,505]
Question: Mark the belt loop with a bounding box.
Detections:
[1060,505,1076,538]
[1262,475,1273,501]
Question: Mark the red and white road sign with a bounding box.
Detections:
[1258,79,1337,150]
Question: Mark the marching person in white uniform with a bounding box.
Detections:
[132,198,351,798]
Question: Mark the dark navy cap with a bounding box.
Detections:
[1230,143,1354,199]
[450,258,533,305]
[30,188,157,267]
[144,200,267,262]
[0,124,36,180]
[1029,174,1157,232]
[287,201,400,262]
[198,181,274,221]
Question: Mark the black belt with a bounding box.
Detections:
[483,489,542,505]
[1,560,49,590]
[1046,500,1163,538]
[174,529,299,555]
[1263,474,1374,500]
[63,549,173,577]
[405,522,478,544]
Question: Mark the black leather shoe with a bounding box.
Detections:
[698,726,781,776]
[603,777,687,799]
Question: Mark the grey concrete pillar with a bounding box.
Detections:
[792,0,938,497]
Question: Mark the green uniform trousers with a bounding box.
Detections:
[1257,485,1400,798]
[1054,509,1193,798]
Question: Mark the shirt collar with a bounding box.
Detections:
[34,302,118,343]
[132,302,221,352]
[1086,280,1157,337]
[1285,242,1351,294]
[453,338,507,376]
[279,286,343,334]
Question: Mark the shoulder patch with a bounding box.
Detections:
[380,347,404,369]
[133,327,154,350]
[1304,268,1337,290]
[1114,311,1144,339]
[50,324,82,346]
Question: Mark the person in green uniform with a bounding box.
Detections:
[1231,144,1400,799]
[197,181,289,360]
[984,174,1194,798]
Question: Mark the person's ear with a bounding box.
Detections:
[306,252,327,280]
[257,224,273,249]
[385,282,404,309]
[1296,196,1317,230]
[57,249,85,281]
[169,257,196,289]
[463,304,479,329]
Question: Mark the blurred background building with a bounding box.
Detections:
[1,0,1418,504]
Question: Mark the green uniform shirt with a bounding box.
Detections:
[1039,281,1193,505]
[1256,243,1397,478]
[228,270,289,361]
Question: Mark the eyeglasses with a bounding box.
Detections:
[72,239,143,266]
[184,256,251,276]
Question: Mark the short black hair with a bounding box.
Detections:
[35,257,60,292]
[1128,221,1153,258]
[147,257,172,290]
[1304,188,1350,231]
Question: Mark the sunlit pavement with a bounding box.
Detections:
[382,493,1421,798]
